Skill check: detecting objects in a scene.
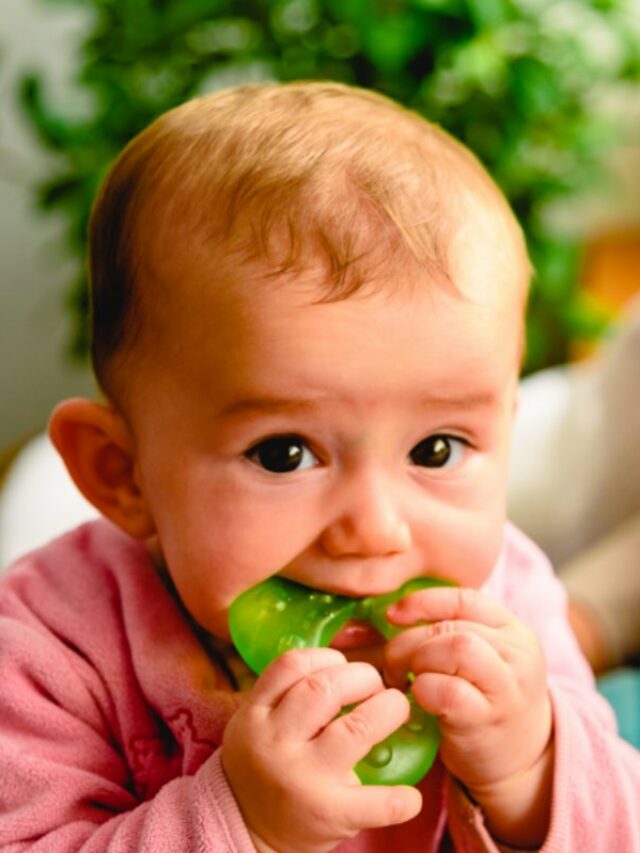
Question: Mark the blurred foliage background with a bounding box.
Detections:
[15,0,640,373]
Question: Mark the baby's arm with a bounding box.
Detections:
[0,611,420,853]
[0,615,254,852]
[222,647,422,853]
[384,532,640,852]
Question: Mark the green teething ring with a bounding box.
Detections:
[229,575,450,786]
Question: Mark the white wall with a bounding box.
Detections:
[0,0,95,453]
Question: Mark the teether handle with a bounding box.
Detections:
[354,698,439,786]
[229,575,448,785]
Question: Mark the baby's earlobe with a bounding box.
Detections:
[48,398,155,539]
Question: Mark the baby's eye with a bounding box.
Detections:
[245,435,318,473]
[409,435,466,469]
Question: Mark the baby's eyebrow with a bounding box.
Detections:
[414,391,500,409]
[218,389,499,419]
[218,395,321,419]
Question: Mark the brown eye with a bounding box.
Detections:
[409,435,465,468]
[246,436,317,473]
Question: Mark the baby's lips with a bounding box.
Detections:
[329,619,385,651]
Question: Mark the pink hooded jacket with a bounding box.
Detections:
[0,520,638,851]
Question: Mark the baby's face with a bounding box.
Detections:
[126,248,524,647]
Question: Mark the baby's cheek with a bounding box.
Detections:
[428,515,504,589]
[222,500,317,572]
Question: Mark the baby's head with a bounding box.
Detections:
[51,81,531,645]
[87,80,528,403]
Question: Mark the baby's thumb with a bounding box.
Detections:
[344,784,422,832]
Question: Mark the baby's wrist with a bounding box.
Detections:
[465,736,554,849]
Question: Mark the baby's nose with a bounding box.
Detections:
[320,470,411,558]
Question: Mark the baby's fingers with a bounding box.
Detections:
[250,647,347,707]
[341,782,422,831]
[412,672,491,727]
[408,629,511,700]
[272,661,385,741]
[388,586,510,629]
[317,687,410,770]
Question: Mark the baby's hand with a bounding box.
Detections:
[221,647,422,853]
[384,587,553,848]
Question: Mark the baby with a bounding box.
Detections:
[0,82,638,852]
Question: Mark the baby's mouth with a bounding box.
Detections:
[330,619,385,650]
[330,619,388,670]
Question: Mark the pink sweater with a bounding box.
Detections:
[0,520,638,851]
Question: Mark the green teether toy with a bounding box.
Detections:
[229,575,450,786]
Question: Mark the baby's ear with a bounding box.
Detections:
[48,398,155,539]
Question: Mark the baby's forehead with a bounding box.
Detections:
[141,154,526,313]
[127,239,524,430]
[141,212,527,347]
[116,212,526,419]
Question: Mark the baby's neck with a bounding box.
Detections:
[148,541,256,692]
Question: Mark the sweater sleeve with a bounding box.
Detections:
[1,753,255,853]
[444,526,640,852]
[443,686,640,853]
[0,614,255,852]
[524,562,640,851]
[538,683,640,852]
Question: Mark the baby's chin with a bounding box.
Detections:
[329,620,387,671]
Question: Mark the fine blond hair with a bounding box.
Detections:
[89,80,527,397]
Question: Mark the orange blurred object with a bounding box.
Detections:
[570,229,640,361]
